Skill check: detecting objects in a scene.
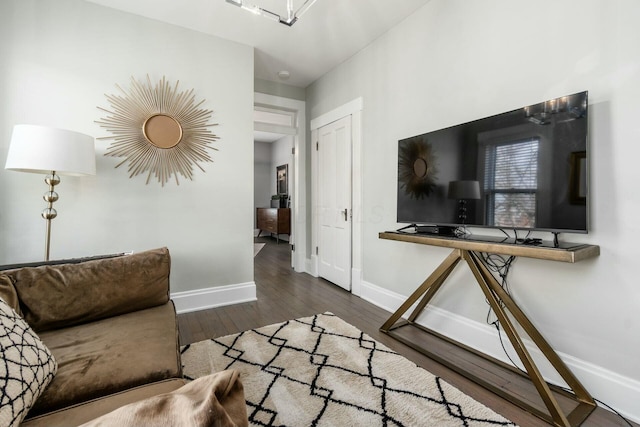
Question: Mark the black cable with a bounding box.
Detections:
[553,385,634,427]
[478,233,634,427]
[591,397,634,427]
[493,321,634,426]
[480,252,515,298]
[480,250,518,367]
[454,226,467,238]
[490,320,524,372]
[479,246,525,371]
[396,223,416,233]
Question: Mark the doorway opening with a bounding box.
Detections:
[253,92,306,272]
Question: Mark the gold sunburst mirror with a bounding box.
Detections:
[398,138,438,199]
[96,75,219,186]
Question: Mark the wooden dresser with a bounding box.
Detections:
[256,208,290,243]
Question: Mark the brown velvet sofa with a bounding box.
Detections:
[0,247,187,426]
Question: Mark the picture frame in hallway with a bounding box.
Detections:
[277,164,288,195]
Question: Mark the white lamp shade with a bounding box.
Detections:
[5,124,96,176]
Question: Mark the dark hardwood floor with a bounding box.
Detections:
[177,237,636,427]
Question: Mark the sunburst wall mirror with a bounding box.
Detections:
[398,137,438,199]
[96,75,219,186]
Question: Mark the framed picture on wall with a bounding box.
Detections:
[277,164,288,195]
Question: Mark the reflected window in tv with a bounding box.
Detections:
[484,138,539,228]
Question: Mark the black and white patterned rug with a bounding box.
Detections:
[181,312,517,426]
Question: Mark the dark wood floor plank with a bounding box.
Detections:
[177,236,637,427]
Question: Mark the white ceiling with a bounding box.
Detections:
[84,0,431,88]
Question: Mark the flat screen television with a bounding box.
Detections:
[397,91,588,235]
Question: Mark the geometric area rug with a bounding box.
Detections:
[181,312,518,426]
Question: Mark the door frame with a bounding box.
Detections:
[310,97,363,296]
[255,92,306,273]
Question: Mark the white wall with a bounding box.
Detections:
[0,0,255,295]
[306,0,640,420]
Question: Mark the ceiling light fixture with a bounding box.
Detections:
[277,70,291,80]
[226,0,318,26]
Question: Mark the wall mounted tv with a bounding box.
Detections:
[397,91,588,234]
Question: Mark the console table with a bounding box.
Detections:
[257,208,290,243]
[379,231,600,427]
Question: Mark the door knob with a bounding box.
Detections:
[343,208,348,221]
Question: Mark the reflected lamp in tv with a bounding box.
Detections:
[448,180,481,224]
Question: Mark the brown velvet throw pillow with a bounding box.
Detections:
[79,370,248,427]
[8,248,171,332]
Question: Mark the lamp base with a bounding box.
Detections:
[42,172,60,261]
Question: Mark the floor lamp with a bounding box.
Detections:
[5,125,96,261]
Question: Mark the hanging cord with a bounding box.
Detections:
[454,225,469,238]
[479,250,522,370]
[574,393,634,427]
[593,399,634,427]
[479,231,634,426]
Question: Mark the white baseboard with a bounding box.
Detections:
[307,255,318,277]
[351,268,362,296]
[360,280,640,423]
[304,258,360,295]
[171,282,257,314]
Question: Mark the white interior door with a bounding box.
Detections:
[318,116,352,290]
